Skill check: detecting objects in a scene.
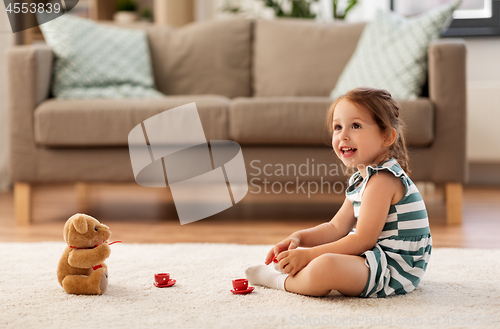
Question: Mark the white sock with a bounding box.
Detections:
[245,264,288,291]
[273,262,285,274]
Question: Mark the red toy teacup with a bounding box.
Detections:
[232,278,248,291]
[154,273,170,285]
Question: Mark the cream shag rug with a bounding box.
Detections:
[1,243,499,329]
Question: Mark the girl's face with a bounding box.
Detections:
[332,100,391,177]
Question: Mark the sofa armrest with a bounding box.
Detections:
[34,45,53,105]
[427,38,468,183]
[7,45,53,182]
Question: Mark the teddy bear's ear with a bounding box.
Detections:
[72,214,88,234]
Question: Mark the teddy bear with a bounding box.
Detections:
[57,213,112,295]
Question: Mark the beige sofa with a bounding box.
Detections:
[7,19,467,225]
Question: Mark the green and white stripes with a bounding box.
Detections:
[346,158,432,297]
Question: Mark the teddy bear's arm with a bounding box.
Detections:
[68,244,111,269]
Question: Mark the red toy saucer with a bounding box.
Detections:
[231,286,254,295]
[154,279,176,288]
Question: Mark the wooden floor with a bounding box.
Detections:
[0,183,499,248]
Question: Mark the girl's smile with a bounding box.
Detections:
[340,147,357,157]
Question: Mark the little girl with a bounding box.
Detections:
[246,87,432,298]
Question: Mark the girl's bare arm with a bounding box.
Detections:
[298,198,357,247]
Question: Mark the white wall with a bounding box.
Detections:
[464,37,500,163]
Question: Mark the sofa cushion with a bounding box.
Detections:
[146,19,252,98]
[229,98,434,147]
[331,1,460,100]
[34,96,229,147]
[230,97,333,145]
[38,15,162,99]
[399,99,435,147]
[253,19,365,97]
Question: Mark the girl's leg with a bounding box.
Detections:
[285,253,369,297]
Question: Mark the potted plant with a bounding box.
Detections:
[220,0,319,19]
[140,7,153,22]
[114,0,138,23]
[262,0,319,19]
[333,0,358,20]
[221,0,358,20]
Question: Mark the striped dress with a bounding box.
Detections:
[345,158,432,298]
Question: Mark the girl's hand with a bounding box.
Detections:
[265,235,300,265]
[276,249,312,277]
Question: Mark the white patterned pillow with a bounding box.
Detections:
[38,14,163,99]
[331,1,461,100]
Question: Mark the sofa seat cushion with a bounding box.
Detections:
[34,95,229,147]
[229,97,434,147]
[230,97,333,146]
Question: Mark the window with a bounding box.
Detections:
[390,0,500,36]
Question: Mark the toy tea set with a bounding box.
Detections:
[154,273,176,288]
[57,213,254,295]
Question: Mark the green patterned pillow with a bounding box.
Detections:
[331,1,461,100]
[38,14,163,99]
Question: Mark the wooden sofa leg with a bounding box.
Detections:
[75,182,91,214]
[14,183,32,225]
[445,183,463,225]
